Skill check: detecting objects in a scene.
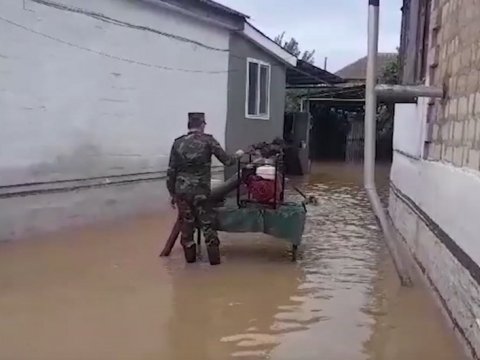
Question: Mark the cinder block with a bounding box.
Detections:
[457,75,467,94]
[475,119,480,148]
[430,143,443,160]
[449,77,457,97]
[452,54,461,74]
[458,96,469,118]
[471,44,477,65]
[453,146,464,166]
[469,93,476,115]
[449,120,456,143]
[476,44,480,68]
[432,123,440,141]
[441,44,448,60]
[449,98,458,118]
[475,93,480,114]
[453,121,465,143]
[467,69,479,94]
[461,48,471,69]
[465,118,477,144]
[444,145,454,162]
[466,148,480,170]
[441,122,451,141]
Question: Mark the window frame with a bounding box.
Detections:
[415,0,431,82]
[245,57,271,120]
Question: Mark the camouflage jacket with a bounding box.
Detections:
[166,131,237,196]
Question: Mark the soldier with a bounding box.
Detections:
[166,112,244,265]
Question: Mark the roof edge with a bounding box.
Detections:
[335,52,397,78]
[197,0,249,19]
[242,22,297,66]
[149,0,244,31]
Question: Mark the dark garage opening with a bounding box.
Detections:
[305,86,366,162]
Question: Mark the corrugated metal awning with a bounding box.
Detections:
[287,60,344,88]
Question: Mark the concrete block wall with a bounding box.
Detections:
[429,0,480,169]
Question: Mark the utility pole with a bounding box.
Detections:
[323,57,328,70]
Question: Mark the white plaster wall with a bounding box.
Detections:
[393,100,427,159]
[391,153,480,267]
[391,102,480,356]
[0,0,230,186]
[392,99,480,267]
[390,190,480,356]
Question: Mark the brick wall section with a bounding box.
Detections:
[428,0,480,170]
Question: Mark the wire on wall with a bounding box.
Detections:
[5,0,333,85]
[12,0,293,72]
[29,0,231,53]
[0,16,234,74]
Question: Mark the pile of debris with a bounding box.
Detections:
[247,137,285,159]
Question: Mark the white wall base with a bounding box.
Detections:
[0,168,225,242]
[391,153,480,266]
[0,179,171,242]
[390,155,480,358]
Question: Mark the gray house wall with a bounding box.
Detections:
[225,33,287,167]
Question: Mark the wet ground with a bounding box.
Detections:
[0,162,467,360]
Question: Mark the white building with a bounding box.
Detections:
[391,0,480,357]
[0,0,296,240]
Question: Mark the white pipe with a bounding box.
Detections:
[365,0,413,287]
[376,84,444,100]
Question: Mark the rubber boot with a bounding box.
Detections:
[183,244,197,263]
[207,244,221,265]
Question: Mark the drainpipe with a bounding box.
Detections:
[365,0,413,287]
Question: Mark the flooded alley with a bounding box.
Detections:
[0,163,467,360]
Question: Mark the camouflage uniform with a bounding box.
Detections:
[166,131,237,248]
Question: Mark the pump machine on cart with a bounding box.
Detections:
[160,140,308,261]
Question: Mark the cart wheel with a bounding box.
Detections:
[291,244,298,262]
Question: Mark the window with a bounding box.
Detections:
[416,0,432,82]
[246,58,271,119]
[400,0,432,84]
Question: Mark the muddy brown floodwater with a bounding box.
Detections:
[0,163,468,360]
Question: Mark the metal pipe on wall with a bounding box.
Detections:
[376,84,443,102]
[365,0,413,287]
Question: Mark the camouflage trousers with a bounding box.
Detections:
[175,194,219,248]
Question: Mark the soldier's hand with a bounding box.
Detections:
[235,149,245,158]
[170,197,176,209]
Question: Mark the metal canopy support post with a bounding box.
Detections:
[306,88,311,114]
[365,0,413,287]
[306,88,312,174]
